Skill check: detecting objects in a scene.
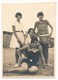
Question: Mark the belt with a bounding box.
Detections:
[16,30,23,32]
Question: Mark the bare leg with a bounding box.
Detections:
[8,62,28,72]
[28,66,38,73]
[39,45,45,68]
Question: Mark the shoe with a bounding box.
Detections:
[14,63,18,68]
[45,63,52,67]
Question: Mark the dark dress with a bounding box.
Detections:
[21,35,40,67]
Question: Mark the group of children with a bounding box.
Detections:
[10,12,53,73]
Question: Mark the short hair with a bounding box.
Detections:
[15,12,22,18]
[28,28,35,34]
[37,12,44,17]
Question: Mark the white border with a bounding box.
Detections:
[0,0,57,80]
[0,0,57,3]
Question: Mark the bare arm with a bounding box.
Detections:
[18,44,29,51]
[12,25,23,47]
[12,25,19,40]
[48,22,53,37]
[34,22,37,32]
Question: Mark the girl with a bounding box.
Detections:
[34,12,53,66]
[10,12,25,68]
[9,28,45,73]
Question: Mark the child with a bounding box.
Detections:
[34,12,53,66]
[15,28,45,73]
[10,12,25,67]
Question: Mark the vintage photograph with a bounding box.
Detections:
[2,3,55,77]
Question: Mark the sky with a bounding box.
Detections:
[2,2,56,37]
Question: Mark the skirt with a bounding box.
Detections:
[10,32,24,48]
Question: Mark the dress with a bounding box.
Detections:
[21,34,40,67]
[10,20,25,48]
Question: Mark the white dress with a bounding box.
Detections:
[10,20,25,48]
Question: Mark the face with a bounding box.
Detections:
[33,41,38,48]
[17,15,22,20]
[38,15,43,21]
[31,41,40,48]
[29,30,34,37]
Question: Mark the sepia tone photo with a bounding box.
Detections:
[2,3,56,78]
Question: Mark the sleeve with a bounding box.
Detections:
[25,35,31,45]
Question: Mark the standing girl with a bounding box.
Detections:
[10,12,25,67]
[34,12,53,66]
